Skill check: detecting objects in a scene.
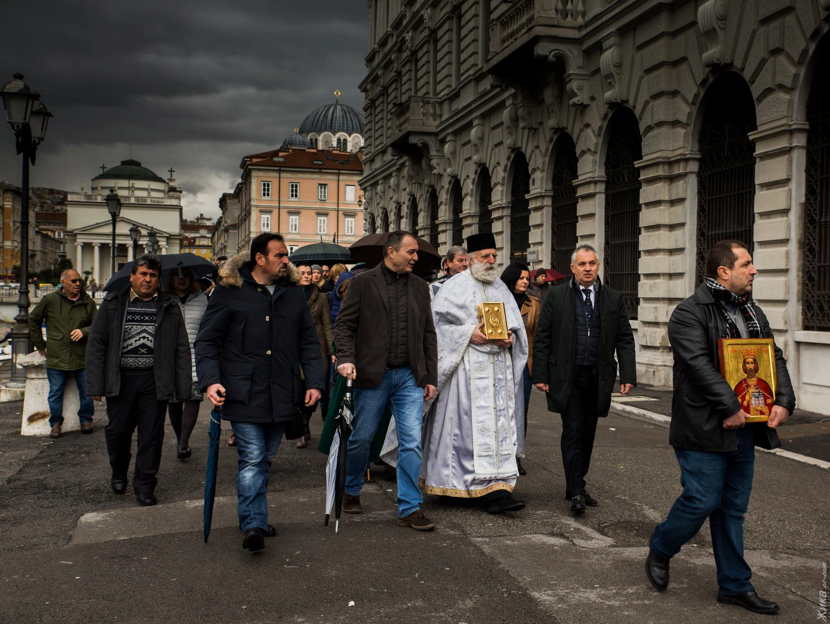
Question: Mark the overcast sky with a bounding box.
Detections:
[0,0,367,219]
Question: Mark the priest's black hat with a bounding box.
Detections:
[466,232,496,253]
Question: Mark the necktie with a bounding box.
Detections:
[582,288,593,327]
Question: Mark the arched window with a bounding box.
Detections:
[408,196,419,233]
[428,189,439,250]
[603,109,642,320]
[450,179,464,246]
[550,134,578,277]
[510,152,531,263]
[697,75,757,284]
[478,168,493,234]
[805,39,830,331]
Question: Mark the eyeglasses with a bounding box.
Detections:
[65,279,82,284]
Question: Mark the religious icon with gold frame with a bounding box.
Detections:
[476,302,508,340]
[717,338,777,423]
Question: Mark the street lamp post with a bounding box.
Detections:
[147,228,158,255]
[129,224,140,260]
[1,73,52,384]
[105,189,121,279]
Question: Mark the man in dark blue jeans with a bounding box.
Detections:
[647,241,796,615]
[196,233,323,553]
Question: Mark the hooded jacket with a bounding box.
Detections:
[194,253,325,424]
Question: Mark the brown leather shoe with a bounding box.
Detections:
[295,436,308,449]
[49,424,62,438]
[80,422,93,434]
[396,510,436,531]
[342,494,362,514]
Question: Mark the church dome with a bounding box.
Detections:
[94,159,165,182]
[299,92,365,136]
[281,129,311,149]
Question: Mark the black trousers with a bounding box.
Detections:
[560,366,599,498]
[105,371,168,495]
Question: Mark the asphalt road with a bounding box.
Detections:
[0,391,827,624]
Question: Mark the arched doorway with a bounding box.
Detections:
[804,39,830,331]
[408,196,419,234]
[428,188,439,249]
[510,152,531,263]
[450,179,463,246]
[380,207,389,233]
[367,212,376,234]
[477,168,493,234]
[696,74,757,284]
[550,134,578,277]
[603,109,642,320]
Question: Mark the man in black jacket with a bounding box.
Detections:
[196,233,324,553]
[86,254,191,506]
[533,244,636,513]
[646,241,795,615]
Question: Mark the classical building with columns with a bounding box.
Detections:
[359,0,830,414]
[65,160,183,285]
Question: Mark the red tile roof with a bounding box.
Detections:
[241,147,363,173]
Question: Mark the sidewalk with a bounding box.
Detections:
[0,392,827,623]
[610,386,830,464]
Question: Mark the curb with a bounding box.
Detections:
[609,401,830,471]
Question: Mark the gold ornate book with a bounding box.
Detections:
[477,302,508,340]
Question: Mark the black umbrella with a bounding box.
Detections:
[203,405,222,543]
[288,241,352,265]
[349,233,441,275]
[104,253,216,292]
[324,377,354,533]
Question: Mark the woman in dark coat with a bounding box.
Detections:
[501,262,541,475]
[296,263,334,448]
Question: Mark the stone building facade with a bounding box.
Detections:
[359,0,830,414]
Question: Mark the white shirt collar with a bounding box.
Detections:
[578,282,596,298]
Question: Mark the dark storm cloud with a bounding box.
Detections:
[0,0,367,217]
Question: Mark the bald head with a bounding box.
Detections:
[60,270,83,298]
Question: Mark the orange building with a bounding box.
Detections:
[237,144,364,254]
[235,95,366,254]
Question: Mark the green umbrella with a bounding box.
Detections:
[288,242,352,265]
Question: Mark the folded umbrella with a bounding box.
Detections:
[203,405,222,544]
[104,253,216,293]
[324,377,355,533]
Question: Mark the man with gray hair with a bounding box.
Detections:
[430,245,468,298]
[533,244,636,513]
[28,268,98,438]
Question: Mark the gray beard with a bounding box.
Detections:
[470,262,498,283]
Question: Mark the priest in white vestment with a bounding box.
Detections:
[421,233,529,513]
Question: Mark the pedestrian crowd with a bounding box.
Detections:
[29,230,795,615]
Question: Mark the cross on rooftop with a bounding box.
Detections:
[168,167,175,178]
[100,164,107,174]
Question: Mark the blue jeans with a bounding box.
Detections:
[230,421,287,532]
[345,366,424,518]
[46,368,94,427]
[651,427,756,596]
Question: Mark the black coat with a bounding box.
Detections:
[667,284,796,452]
[85,288,192,401]
[333,262,437,389]
[195,254,325,424]
[532,277,637,417]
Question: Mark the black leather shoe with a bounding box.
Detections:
[176,447,191,460]
[111,478,127,495]
[570,495,587,513]
[646,548,670,591]
[516,458,527,476]
[486,493,526,513]
[240,524,277,537]
[717,591,779,614]
[567,492,598,506]
[135,492,157,506]
[243,529,265,552]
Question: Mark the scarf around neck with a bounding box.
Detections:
[704,277,761,338]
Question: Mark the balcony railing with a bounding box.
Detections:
[490,0,584,57]
[389,96,442,145]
